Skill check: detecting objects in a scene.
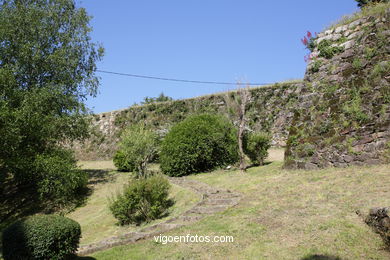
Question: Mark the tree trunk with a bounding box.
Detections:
[238,87,250,172]
[224,85,250,173]
[238,115,246,172]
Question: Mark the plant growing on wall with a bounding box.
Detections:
[355,0,389,8]
[301,31,317,52]
[301,31,318,62]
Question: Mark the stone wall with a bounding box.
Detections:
[285,7,390,169]
[74,82,307,160]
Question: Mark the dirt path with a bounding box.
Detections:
[77,177,242,256]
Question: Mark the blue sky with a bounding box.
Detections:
[79,0,359,113]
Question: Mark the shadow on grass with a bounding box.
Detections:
[245,161,272,170]
[0,169,114,231]
[301,254,342,260]
[84,169,116,186]
[76,256,97,260]
[0,169,118,258]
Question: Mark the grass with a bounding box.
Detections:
[89,149,390,260]
[68,162,201,246]
[328,2,390,30]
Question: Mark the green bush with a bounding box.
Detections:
[109,174,172,225]
[34,149,88,210]
[114,124,159,176]
[113,150,135,172]
[2,215,81,260]
[160,114,239,176]
[243,132,271,166]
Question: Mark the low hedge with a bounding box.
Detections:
[2,215,81,260]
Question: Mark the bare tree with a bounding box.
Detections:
[224,84,251,172]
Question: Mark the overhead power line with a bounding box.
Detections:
[96,69,272,86]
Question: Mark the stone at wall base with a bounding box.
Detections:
[358,207,390,250]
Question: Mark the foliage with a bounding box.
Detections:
[342,92,369,124]
[301,31,317,52]
[160,114,239,176]
[317,40,344,59]
[0,0,103,216]
[301,31,318,62]
[352,58,363,70]
[243,132,271,165]
[109,174,173,225]
[355,0,389,8]
[33,149,88,210]
[113,150,135,172]
[114,124,159,176]
[141,92,173,105]
[2,214,81,260]
[309,59,322,73]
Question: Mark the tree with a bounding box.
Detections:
[0,0,103,219]
[355,0,389,7]
[114,124,159,177]
[224,86,251,172]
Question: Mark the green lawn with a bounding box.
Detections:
[88,150,390,260]
[70,162,201,246]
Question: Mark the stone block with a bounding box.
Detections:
[348,19,362,29]
[324,29,333,35]
[343,155,354,163]
[347,31,363,40]
[305,162,318,170]
[340,49,355,59]
[340,40,355,50]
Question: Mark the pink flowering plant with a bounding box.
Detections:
[301,31,318,62]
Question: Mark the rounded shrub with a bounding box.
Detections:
[113,150,135,172]
[243,132,271,166]
[2,215,81,260]
[109,174,172,225]
[160,114,239,176]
